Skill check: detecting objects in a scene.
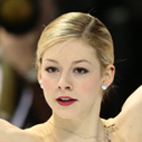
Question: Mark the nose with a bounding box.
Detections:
[57,74,73,91]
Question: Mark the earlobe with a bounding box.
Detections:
[38,68,44,89]
[102,64,115,87]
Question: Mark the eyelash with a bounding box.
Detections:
[74,68,89,74]
[45,67,89,74]
[45,67,58,73]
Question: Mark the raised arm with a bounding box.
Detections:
[0,119,40,142]
[121,85,142,110]
[114,85,142,141]
[0,119,20,142]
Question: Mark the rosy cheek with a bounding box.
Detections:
[79,79,100,95]
[42,79,53,91]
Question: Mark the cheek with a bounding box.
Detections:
[79,78,101,94]
[41,78,56,105]
[42,78,54,91]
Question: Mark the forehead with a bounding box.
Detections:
[42,39,98,61]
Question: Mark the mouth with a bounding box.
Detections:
[56,96,77,106]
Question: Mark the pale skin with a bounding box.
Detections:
[0,39,142,142]
[37,39,115,142]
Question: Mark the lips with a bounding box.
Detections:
[56,96,77,106]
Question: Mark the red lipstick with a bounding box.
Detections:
[56,96,77,106]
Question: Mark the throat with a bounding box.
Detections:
[47,118,109,142]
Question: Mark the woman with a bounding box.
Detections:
[0,12,142,142]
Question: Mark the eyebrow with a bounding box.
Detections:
[46,59,92,65]
[46,59,58,63]
[72,59,92,65]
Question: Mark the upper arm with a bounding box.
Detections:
[114,85,142,141]
[0,119,19,142]
[0,119,40,142]
[121,85,142,110]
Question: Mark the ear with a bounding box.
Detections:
[102,64,115,87]
[37,65,42,85]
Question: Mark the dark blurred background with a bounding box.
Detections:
[57,0,142,118]
[0,0,141,128]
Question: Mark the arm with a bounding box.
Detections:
[114,85,142,141]
[0,119,40,142]
[0,119,19,142]
[121,85,142,110]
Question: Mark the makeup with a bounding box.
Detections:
[56,96,77,106]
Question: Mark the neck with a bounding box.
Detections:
[48,105,105,142]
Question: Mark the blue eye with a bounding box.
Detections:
[74,68,89,74]
[45,67,58,73]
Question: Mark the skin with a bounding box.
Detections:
[0,38,142,141]
[37,39,115,141]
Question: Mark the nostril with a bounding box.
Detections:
[58,86,62,90]
[65,86,71,90]
[58,85,72,90]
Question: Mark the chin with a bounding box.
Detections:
[54,110,80,120]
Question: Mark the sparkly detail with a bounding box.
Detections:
[40,84,43,89]
[102,84,107,90]
[104,124,116,142]
[48,121,111,141]
[106,127,111,142]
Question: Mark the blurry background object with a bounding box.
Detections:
[0,0,40,34]
[0,0,58,128]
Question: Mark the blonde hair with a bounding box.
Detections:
[36,12,114,70]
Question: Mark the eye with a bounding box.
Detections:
[45,66,58,73]
[74,67,89,74]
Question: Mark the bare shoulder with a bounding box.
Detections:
[0,119,41,142]
[114,85,142,141]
